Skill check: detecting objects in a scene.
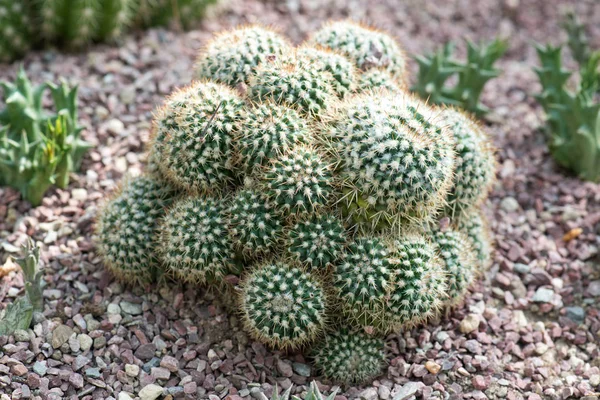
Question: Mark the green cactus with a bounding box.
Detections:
[311,20,407,84]
[150,81,245,193]
[239,262,328,350]
[0,69,90,206]
[286,214,347,270]
[261,146,334,218]
[563,11,591,67]
[357,68,404,93]
[412,38,508,116]
[237,103,311,174]
[159,196,235,284]
[256,381,338,400]
[96,175,176,285]
[297,46,357,98]
[227,189,283,256]
[195,26,291,87]
[136,0,217,31]
[0,1,32,63]
[432,228,477,307]
[326,92,454,229]
[457,210,493,269]
[249,53,337,116]
[439,108,496,214]
[311,329,385,384]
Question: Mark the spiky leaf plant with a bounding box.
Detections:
[150,81,245,193]
[297,46,357,97]
[439,108,496,214]
[432,228,477,307]
[195,26,291,87]
[357,68,404,93]
[239,262,328,350]
[256,381,338,400]
[311,20,407,84]
[311,329,385,384]
[97,175,176,284]
[249,53,337,116]
[0,1,32,63]
[261,146,334,218]
[457,210,493,269]
[237,103,311,173]
[228,189,283,256]
[325,92,454,229]
[287,214,347,270]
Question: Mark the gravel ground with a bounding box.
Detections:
[1,0,600,399]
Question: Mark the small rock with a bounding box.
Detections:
[459,314,479,334]
[393,382,424,400]
[120,301,143,315]
[425,361,441,374]
[118,393,133,400]
[532,287,554,303]
[51,325,73,349]
[78,334,93,352]
[135,343,156,360]
[125,364,140,377]
[587,281,600,297]
[566,306,585,324]
[151,367,170,380]
[138,383,164,400]
[85,368,101,378]
[360,387,378,400]
[71,188,88,202]
[69,373,84,389]
[472,375,488,390]
[107,303,121,314]
[11,364,28,376]
[33,361,47,376]
[160,355,179,372]
[379,385,391,400]
[13,329,30,342]
[292,362,311,377]
[276,359,293,378]
[500,197,519,212]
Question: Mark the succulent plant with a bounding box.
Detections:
[357,68,404,93]
[311,20,407,84]
[326,92,454,229]
[297,46,357,97]
[255,381,338,400]
[195,26,291,87]
[135,0,217,31]
[249,53,337,116]
[227,189,283,256]
[432,228,477,307]
[439,108,496,214]
[239,262,328,350]
[150,81,245,193]
[158,195,235,284]
[311,329,385,384]
[0,1,32,63]
[0,69,90,206]
[287,214,347,270]
[237,103,311,174]
[457,210,493,269]
[261,146,334,218]
[97,175,176,284]
[412,38,508,116]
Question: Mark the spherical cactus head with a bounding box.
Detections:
[431,227,477,308]
[440,108,496,214]
[239,262,328,350]
[332,237,393,329]
[287,214,347,271]
[0,1,32,62]
[248,53,337,117]
[150,81,245,194]
[384,233,448,329]
[97,174,176,285]
[357,68,405,93]
[311,20,407,84]
[326,92,454,229]
[311,328,386,384]
[456,210,493,270]
[297,45,357,98]
[195,25,291,87]
[237,102,311,173]
[261,146,334,218]
[227,189,283,256]
[158,196,235,284]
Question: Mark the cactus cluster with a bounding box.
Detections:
[0,1,32,63]
[97,20,496,385]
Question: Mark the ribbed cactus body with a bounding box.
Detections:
[357,69,404,93]
[297,46,357,98]
[159,196,235,284]
[97,175,176,284]
[195,26,291,87]
[457,210,493,270]
[0,1,32,62]
[311,329,385,384]
[239,262,327,349]
[287,214,347,270]
[151,81,245,194]
[311,21,407,83]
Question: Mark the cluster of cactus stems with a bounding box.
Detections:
[98,20,496,384]
[412,38,508,116]
[255,381,338,400]
[0,69,90,205]
[535,12,600,182]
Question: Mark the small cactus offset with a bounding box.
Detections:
[456,210,493,270]
[256,381,338,400]
[98,21,497,384]
[239,262,328,350]
[311,329,386,384]
[96,175,176,285]
[0,1,32,63]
